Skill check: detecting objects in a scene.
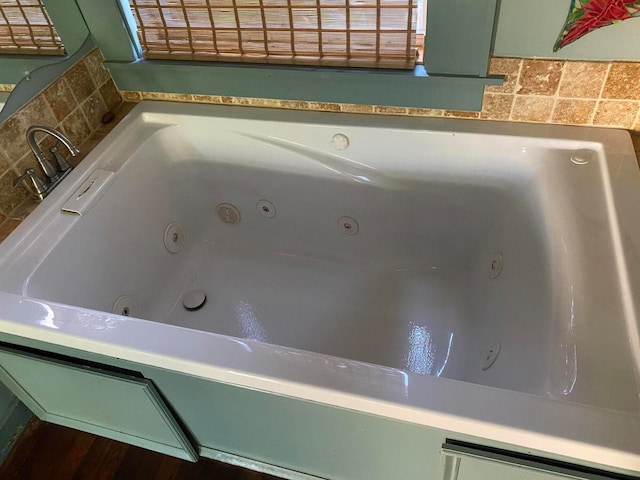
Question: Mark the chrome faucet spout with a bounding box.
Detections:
[16,125,80,200]
[26,125,79,179]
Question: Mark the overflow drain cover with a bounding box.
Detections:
[183,289,207,311]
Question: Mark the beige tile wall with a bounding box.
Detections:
[484,59,640,130]
[120,57,640,133]
[0,49,123,242]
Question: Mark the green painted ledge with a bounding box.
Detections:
[107,60,503,110]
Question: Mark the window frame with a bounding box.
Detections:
[4,0,503,110]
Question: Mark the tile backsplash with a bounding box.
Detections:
[484,58,640,130]
[0,48,122,241]
[120,57,640,133]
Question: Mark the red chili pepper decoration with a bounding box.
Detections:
[554,0,640,51]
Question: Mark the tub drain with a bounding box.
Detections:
[183,289,207,311]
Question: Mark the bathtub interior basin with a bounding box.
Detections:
[0,102,639,419]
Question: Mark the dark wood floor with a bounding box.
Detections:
[0,419,283,480]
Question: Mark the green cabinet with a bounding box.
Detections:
[441,441,628,480]
[0,345,197,462]
[0,337,635,480]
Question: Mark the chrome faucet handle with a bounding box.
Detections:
[13,168,48,197]
[50,144,73,172]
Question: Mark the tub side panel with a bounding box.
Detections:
[148,368,443,480]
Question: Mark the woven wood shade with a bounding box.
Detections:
[129,0,417,68]
[0,0,64,55]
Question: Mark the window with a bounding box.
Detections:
[128,0,418,69]
[0,0,64,55]
[80,0,501,110]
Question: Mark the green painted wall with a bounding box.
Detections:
[493,0,640,60]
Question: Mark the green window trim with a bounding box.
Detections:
[107,60,501,110]
[3,0,504,110]
[0,0,88,84]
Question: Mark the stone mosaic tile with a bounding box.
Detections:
[486,57,522,94]
[340,104,374,114]
[280,100,311,110]
[0,150,9,173]
[374,106,407,115]
[60,107,92,147]
[0,170,29,217]
[99,79,123,112]
[511,96,555,123]
[558,62,609,99]
[164,93,195,102]
[141,92,193,102]
[226,96,248,105]
[43,78,77,122]
[593,101,640,129]
[308,102,341,112]
[480,94,513,120]
[602,63,640,101]
[0,114,29,163]
[191,94,222,104]
[66,61,97,104]
[517,60,564,96]
[407,108,445,116]
[20,95,58,131]
[445,110,480,119]
[83,49,111,88]
[247,98,281,108]
[81,91,109,131]
[551,99,596,125]
[121,91,143,102]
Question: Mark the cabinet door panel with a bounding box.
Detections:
[455,456,581,480]
[0,345,197,461]
[441,441,627,480]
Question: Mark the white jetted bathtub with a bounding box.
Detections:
[0,102,639,478]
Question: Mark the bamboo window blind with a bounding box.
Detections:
[129,0,417,69]
[0,0,64,55]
